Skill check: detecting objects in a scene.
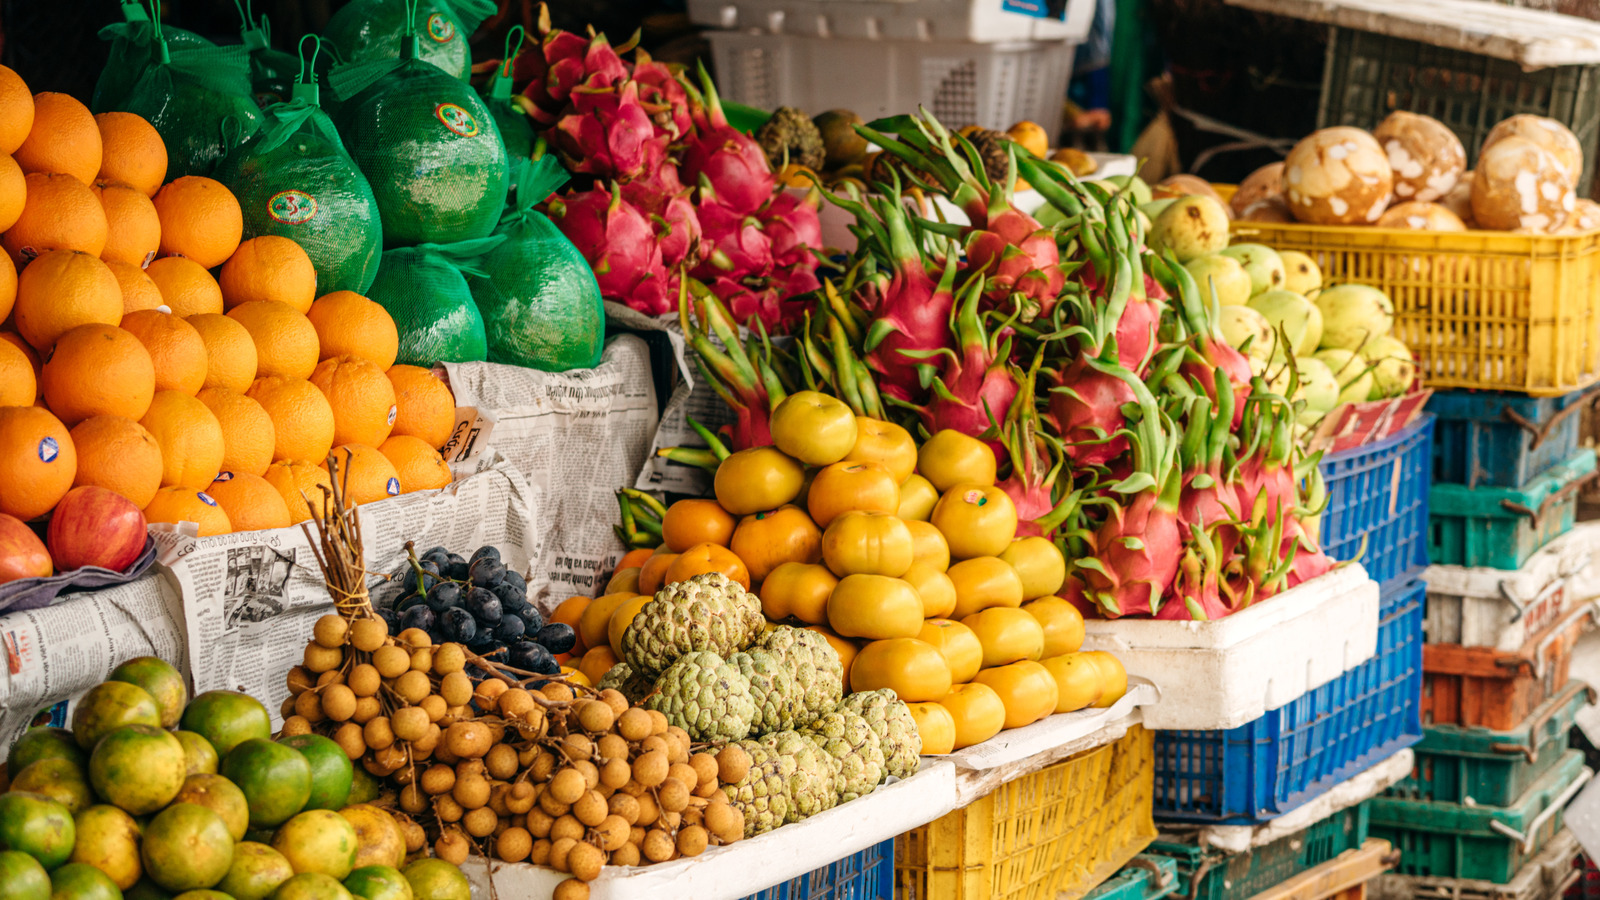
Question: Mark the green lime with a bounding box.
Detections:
[277,734,352,811]
[173,731,218,776]
[89,725,186,815]
[220,739,310,828]
[171,773,249,841]
[180,691,270,759]
[399,859,468,900]
[140,804,233,892]
[271,810,358,881]
[271,872,353,900]
[71,682,160,749]
[47,862,120,900]
[0,850,50,900]
[67,806,141,890]
[109,657,187,729]
[346,768,380,807]
[0,792,75,870]
[343,866,411,900]
[215,842,293,900]
[9,759,92,814]
[7,728,86,776]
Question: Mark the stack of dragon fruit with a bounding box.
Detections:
[680,111,1335,622]
[509,23,821,327]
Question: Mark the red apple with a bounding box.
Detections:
[0,514,52,583]
[47,486,148,573]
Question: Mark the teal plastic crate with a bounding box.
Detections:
[1082,856,1180,900]
[1370,750,1589,883]
[1388,681,1592,807]
[1147,802,1368,900]
[1428,449,1596,569]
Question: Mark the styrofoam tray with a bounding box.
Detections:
[461,760,959,900]
[1080,566,1382,731]
[689,0,1092,43]
[1423,522,1600,651]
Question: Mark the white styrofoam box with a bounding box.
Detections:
[461,759,960,900]
[1196,748,1414,853]
[1422,522,1600,652]
[689,0,1093,44]
[1079,565,1382,731]
[706,30,1074,141]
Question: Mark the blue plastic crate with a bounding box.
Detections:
[1427,388,1597,490]
[1318,416,1432,592]
[741,838,894,900]
[1153,578,1424,823]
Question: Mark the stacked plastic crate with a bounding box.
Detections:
[1370,391,1600,900]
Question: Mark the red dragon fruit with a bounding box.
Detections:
[1063,210,1160,374]
[995,358,1081,538]
[1048,354,1136,467]
[897,274,1021,442]
[760,190,822,270]
[552,79,669,183]
[621,167,702,269]
[679,281,785,449]
[632,47,691,140]
[1282,519,1335,589]
[693,203,774,278]
[1176,384,1241,541]
[1156,526,1235,621]
[1155,253,1253,426]
[547,184,672,315]
[963,150,1065,314]
[679,65,777,216]
[519,26,630,125]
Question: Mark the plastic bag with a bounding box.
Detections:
[217,41,383,295]
[233,1,303,107]
[480,27,536,179]
[93,0,213,113]
[367,237,504,366]
[468,156,604,372]
[322,0,496,83]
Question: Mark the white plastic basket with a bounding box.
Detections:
[687,0,1093,43]
[1422,522,1600,652]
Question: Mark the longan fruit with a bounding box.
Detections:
[600,758,631,790]
[608,792,640,824]
[689,753,720,786]
[313,614,349,649]
[530,838,553,865]
[632,750,668,788]
[665,727,691,762]
[645,709,669,735]
[454,774,492,810]
[668,763,699,791]
[432,642,466,674]
[496,825,533,862]
[399,783,428,815]
[705,801,741,842]
[349,616,388,651]
[421,763,456,795]
[550,814,584,842]
[542,683,576,704]
[617,708,652,742]
[635,792,660,827]
[316,670,344,688]
[414,723,441,754]
[517,708,548,741]
[629,825,647,846]
[563,733,594,762]
[409,647,433,672]
[573,790,608,827]
[392,670,429,705]
[391,706,431,742]
[485,743,519,780]
[362,756,396,778]
[435,828,470,865]
[573,760,600,792]
[658,778,690,813]
[293,690,325,723]
[549,837,578,873]
[553,877,590,900]
[349,696,379,725]
[395,815,426,852]
[372,645,410,678]
[418,693,447,723]
[395,626,430,648]
[497,688,536,718]
[332,722,366,759]
[279,714,311,737]
[577,700,615,733]
[280,696,298,719]
[507,782,536,815]
[595,814,629,851]
[320,684,358,721]
[640,735,669,757]
[446,721,492,759]
[596,734,628,761]
[678,824,709,857]
[527,807,555,837]
[304,643,344,674]
[474,679,508,708]
[434,795,464,823]
[549,768,586,805]
[392,765,416,787]
[286,666,315,696]
[598,688,629,717]
[539,789,571,818]
[530,749,557,782]
[463,806,498,837]
[611,842,640,867]
[568,841,605,882]
[717,745,751,784]
[346,663,380,697]
[437,671,472,707]
[642,829,674,863]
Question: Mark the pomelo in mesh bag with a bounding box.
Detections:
[217,84,383,295]
[93,0,213,113]
[234,2,303,108]
[322,0,496,82]
[479,28,535,179]
[467,156,603,371]
[366,238,502,366]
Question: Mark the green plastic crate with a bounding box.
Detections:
[1370,750,1588,883]
[1147,802,1368,900]
[1428,449,1596,569]
[1388,682,1592,807]
[1082,856,1180,900]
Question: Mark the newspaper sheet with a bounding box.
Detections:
[442,335,659,602]
[0,575,184,746]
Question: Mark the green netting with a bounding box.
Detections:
[217,80,383,296]
[93,1,213,113]
[332,55,509,246]
[481,27,536,179]
[321,0,496,82]
[109,34,264,179]
[234,2,302,108]
[367,238,505,366]
[467,156,605,372]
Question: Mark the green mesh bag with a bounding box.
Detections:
[367,237,505,366]
[322,0,496,82]
[93,0,213,113]
[481,27,536,179]
[331,18,510,247]
[217,44,383,296]
[233,1,302,108]
[467,155,605,372]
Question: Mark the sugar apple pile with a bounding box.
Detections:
[596,661,654,704]
[643,651,756,742]
[757,626,844,726]
[731,648,803,734]
[723,739,793,837]
[622,572,765,678]
[839,689,922,779]
[805,708,886,802]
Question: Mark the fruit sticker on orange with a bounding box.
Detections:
[386,477,400,497]
[435,103,479,138]
[37,436,58,463]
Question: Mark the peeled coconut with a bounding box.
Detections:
[1483,115,1584,184]
[1372,111,1466,203]
[1217,304,1274,361]
[1230,162,1284,218]
[1440,173,1475,227]
[1313,347,1376,404]
[1280,250,1323,298]
[1149,195,1231,262]
[1219,243,1286,297]
[1557,198,1600,234]
[1471,136,1577,232]
[1361,335,1417,399]
[1292,357,1341,426]
[1283,127,1394,225]
[1315,284,1394,352]
[1184,254,1253,307]
[1375,200,1468,232]
[1248,289,1323,357]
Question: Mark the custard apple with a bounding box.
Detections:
[806,708,885,801]
[838,689,921,779]
[731,648,804,735]
[596,662,654,704]
[762,730,840,823]
[643,651,755,742]
[755,106,825,172]
[722,739,793,837]
[756,626,844,728]
[622,572,764,678]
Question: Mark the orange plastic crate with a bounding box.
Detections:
[1421,606,1592,730]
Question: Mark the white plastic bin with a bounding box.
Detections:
[1422,522,1600,652]
[687,0,1093,43]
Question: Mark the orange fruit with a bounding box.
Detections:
[305,292,399,369]
[263,460,335,524]
[93,181,161,268]
[0,405,76,520]
[143,486,231,536]
[378,435,452,493]
[227,301,318,380]
[196,387,275,478]
[0,253,14,322]
[144,256,223,317]
[219,237,317,314]
[140,390,226,489]
[13,249,122,351]
[185,314,258,393]
[661,499,737,552]
[205,472,291,533]
[309,356,397,448]
[105,260,164,314]
[0,339,34,407]
[0,153,24,233]
[93,113,166,198]
[386,365,455,449]
[152,176,242,269]
[38,323,155,425]
[118,309,209,395]
[0,65,34,156]
[664,544,752,589]
[246,376,335,464]
[3,172,108,267]
[13,92,101,186]
[0,333,41,396]
[69,415,164,508]
[322,444,401,508]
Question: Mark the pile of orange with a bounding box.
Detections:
[0,65,458,539]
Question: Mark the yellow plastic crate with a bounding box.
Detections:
[896,724,1157,900]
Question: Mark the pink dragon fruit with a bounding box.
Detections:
[680,65,777,216]
[519,27,630,125]
[963,154,1065,314]
[900,274,1020,442]
[1156,528,1234,621]
[995,360,1078,538]
[679,282,784,449]
[692,202,775,281]
[552,80,669,183]
[633,47,692,140]
[547,184,673,315]
[1157,253,1253,425]
[1049,356,1135,467]
[1176,387,1241,540]
[621,168,702,268]
[760,190,822,270]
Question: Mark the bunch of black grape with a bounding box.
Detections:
[382,545,577,681]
